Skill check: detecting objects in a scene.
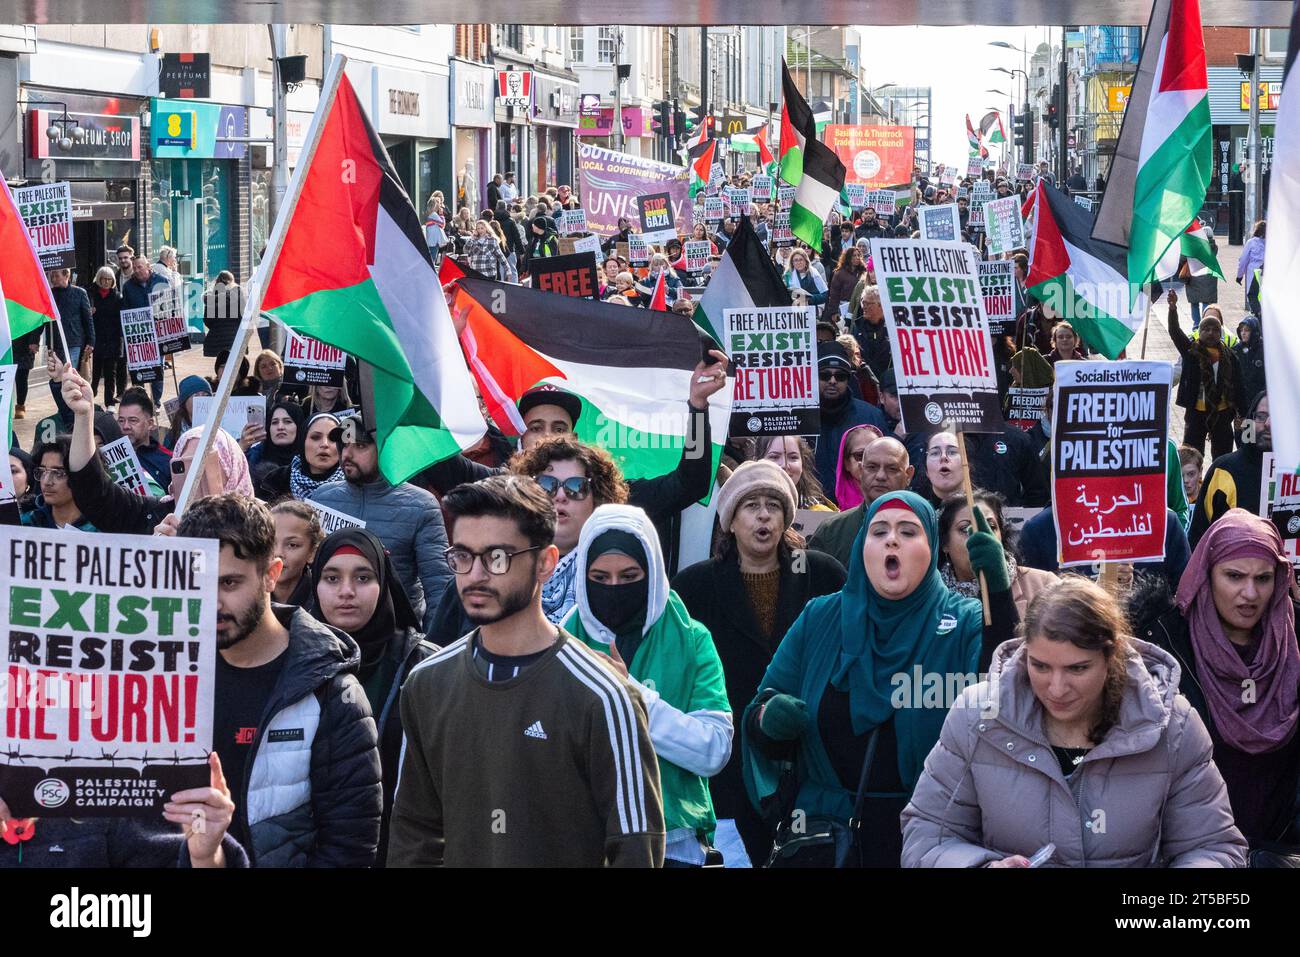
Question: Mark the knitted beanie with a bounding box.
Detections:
[716,459,798,531]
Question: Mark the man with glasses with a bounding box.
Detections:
[388,475,664,867]
[306,413,451,633]
[1189,391,1272,549]
[814,340,887,497]
[808,436,914,569]
[23,436,96,531]
[115,387,172,489]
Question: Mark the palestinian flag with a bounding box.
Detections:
[447,276,730,494]
[0,172,58,364]
[692,216,791,347]
[1180,217,1223,279]
[1026,181,1147,360]
[688,138,717,198]
[1092,0,1213,293]
[684,114,713,151]
[731,124,775,166]
[778,60,845,248]
[259,66,485,486]
[966,114,988,158]
[778,60,810,186]
[648,270,669,311]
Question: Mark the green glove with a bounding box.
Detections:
[759,693,810,741]
[966,507,1011,594]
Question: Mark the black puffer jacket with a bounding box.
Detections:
[234,606,382,867]
[373,627,438,864]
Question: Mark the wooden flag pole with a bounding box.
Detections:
[173,53,350,517]
[956,428,992,626]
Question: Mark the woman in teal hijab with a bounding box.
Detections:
[742,489,1020,867]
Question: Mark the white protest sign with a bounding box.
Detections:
[559,208,589,235]
[571,234,602,257]
[121,306,164,384]
[724,305,819,438]
[1016,163,1035,182]
[684,240,712,273]
[967,157,984,178]
[99,437,151,496]
[282,327,347,387]
[984,195,1026,255]
[1259,453,1300,565]
[13,181,75,269]
[308,500,367,535]
[977,260,1017,335]
[703,195,724,223]
[867,190,897,217]
[1074,195,1094,212]
[777,186,795,209]
[844,183,867,209]
[874,238,1002,434]
[627,233,651,266]
[751,173,774,200]
[918,204,961,241]
[191,394,266,443]
[0,527,220,816]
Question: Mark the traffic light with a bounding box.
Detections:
[1013,108,1034,164]
[672,100,687,146]
[652,100,671,138]
[1047,89,1060,130]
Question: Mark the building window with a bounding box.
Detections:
[598,27,619,64]
[1265,29,1290,60]
[570,28,584,63]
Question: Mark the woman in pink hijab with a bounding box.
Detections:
[832,423,882,511]
[1138,508,1300,849]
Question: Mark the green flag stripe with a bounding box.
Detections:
[1028,274,1136,360]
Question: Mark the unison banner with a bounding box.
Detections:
[0,527,219,816]
[1051,360,1171,568]
[576,143,692,238]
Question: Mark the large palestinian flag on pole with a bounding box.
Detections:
[448,277,730,494]
[692,216,791,347]
[0,172,58,364]
[1027,181,1147,359]
[259,65,485,485]
[1092,0,1213,292]
[778,59,845,248]
[688,137,717,198]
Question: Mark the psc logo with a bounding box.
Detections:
[34,778,70,809]
[746,416,762,433]
[994,441,1008,455]
[924,402,944,425]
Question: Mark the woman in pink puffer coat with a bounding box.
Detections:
[901,577,1247,868]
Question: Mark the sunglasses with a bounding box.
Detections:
[535,474,591,500]
[819,370,850,383]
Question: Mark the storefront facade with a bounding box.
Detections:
[450,58,494,214]
[530,70,579,192]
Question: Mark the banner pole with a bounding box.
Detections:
[957,428,992,626]
[173,53,350,518]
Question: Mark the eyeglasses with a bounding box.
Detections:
[850,449,870,463]
[819,370,850,383]
[446,545,542,576]
[1253,412,1272,424]
[35,467,68,483]
[927,447,960,460]
[535,474,591,500]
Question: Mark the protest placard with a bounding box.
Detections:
[1005,386,1050,431]
[703,195,724,223]
[14,181,75,269]
[771,211,794,247]
[1051,360,1171,567]
[983,195,1026,255]
[967,157,984,178]
[791,508,834,539]
[99,437,151,496]
[0,527,219,816]
[709,163,726,191]
[627,233,650,266]
[725,187,752,218]
[939,168,956,186]
[531,251,601,299]
[977,260,1016,335]
[777,186,795,209]
[751,173,774,201]
[571,234,602,257]
[154,300,191,356]
[1016,163,1035,182]
[558,207,588,235]
[683,240,712,274]
[638,191,677,244]
[971,182,994,204]
[866,190,897,217]
[121,306,164,384]
[191,394,266,442]
[0,364,15,523]
[1074,195,1094,213]
[1259,454,1300,565]
[282,327,347,387]
[874,238,1002,434]
[308,500,367,535]
[724,305,819,438]
[844,183,866,209]
[918,204,960,241]
[968,204,985,229]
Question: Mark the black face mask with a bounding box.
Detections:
[586,579,649,635]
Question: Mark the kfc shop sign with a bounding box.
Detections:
[498,70,533,110]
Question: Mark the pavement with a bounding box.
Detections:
[11,244,1251,452]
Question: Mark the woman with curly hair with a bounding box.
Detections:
[753,434,835,511]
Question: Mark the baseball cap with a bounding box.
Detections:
[517,384,582,426]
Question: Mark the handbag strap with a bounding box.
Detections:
[848,726,882,831]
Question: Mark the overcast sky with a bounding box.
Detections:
[852,25,1058,169]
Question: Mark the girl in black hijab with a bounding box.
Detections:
[310,528,437,860]
[249,398,307,499]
